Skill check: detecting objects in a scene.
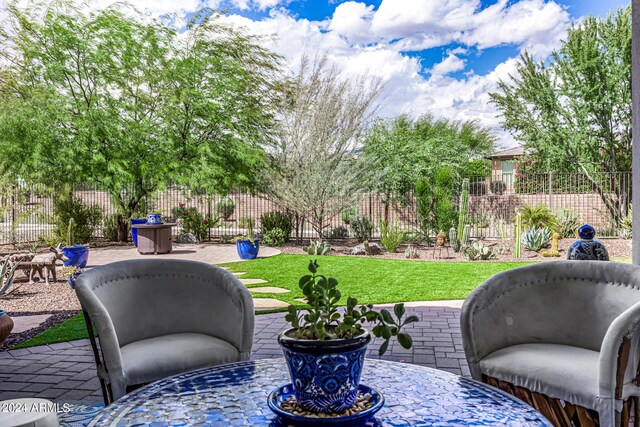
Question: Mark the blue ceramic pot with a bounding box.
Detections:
[567,224,609,261]
[62,245,89,268]
[236,239,260,260]
[130,218,147,246]
[278,329,371,413]
[147,214,162,225]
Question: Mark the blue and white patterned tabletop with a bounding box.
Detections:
[88,359,551,426]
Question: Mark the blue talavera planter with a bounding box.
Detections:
[147,213,162,225]
[278,329,371,413]
[236,239,260,260]
[567,224,609,261]
[130,218,147,246]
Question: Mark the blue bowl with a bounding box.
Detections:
[268,383,384,426]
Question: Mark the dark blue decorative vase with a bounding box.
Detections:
[62,245,89,268]
[130,218,147,246]
[567,224,609,261]
[236,239,260,260]
[278,329,371,413]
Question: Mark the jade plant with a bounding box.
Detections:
[285,260,419,355]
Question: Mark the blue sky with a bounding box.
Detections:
[83,0,630,146]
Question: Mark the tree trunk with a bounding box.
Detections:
[116,214,129,243]
[577,164,624,226]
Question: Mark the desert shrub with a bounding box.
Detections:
[341,208,358,225]
[380,221,406,253]
[462,240,497,260]
[416,167,457,238]
[522,226,552,251]
[490,181,506,195]
[261,212,293,237]
[237,217,251,228]
[103,214,120,242]
[262,228,287,246]
[174,205,217,242]
[326,225,349,239]
[216,197,235,220]
[404,245,420,259]
[54,195,102,244]
[556,208,580,238]
[349,215,374,242]
[520,204,558,231]
[306,240,331,255]
[620,207,632,239]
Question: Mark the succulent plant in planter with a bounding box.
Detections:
[235,218,260,260]
[61,218,90,268]
[278,260,418,414]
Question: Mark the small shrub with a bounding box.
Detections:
[404,232,423,244]
[380,221,406,253]
[404,245,420,259]
[349,215,374,242]
[469,181,487,196]
[216,197,235,220]
[522,226,552,251]
[462,240,497,260]
[341,208,358,225]
[326,225,349,239]
[620,207,632,239]
[103,214,120,242]
[306,240,331,255]
[54,195,102,244]
[520,204,558,231]
[262,228,287,247]
[174,205,217,242]
[261,211,293,241]
[556,208,579,238]
[490,180,506,195]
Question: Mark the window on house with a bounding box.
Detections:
[502,160,514,186]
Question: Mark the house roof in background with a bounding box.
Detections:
[487,146,527,159]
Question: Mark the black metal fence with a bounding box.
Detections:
[0,172,631,245]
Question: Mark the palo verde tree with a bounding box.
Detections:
[490,6,631,225]
[0,2,281,241]
[362,114,495,222]
[265,56,382,240]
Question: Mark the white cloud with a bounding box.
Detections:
[328,2,377,45]
[230,0,289,11]
[430,53,466,77]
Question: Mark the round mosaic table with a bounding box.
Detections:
[88,358,552,426]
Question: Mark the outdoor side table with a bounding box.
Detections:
[130,223,176,255]
[88,358,552,426]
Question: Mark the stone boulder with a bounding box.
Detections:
[349,242,382,256]
[175,233,199,244]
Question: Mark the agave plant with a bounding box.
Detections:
[306,240,331,256]
[556,208,579,238]
[462,240,497,261]
[522,227,552,252]
[0,257,19,297]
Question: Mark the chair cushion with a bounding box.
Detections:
[120,333,240,386]
[479,343,599,410]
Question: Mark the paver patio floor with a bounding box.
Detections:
[0,303,467,404]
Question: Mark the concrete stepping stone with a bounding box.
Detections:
[294,298,306,304]
[232,272,246,276]
[249,286,290,294]
[240,278,268,285]
[253,298,289,310]
[11,314,52,334]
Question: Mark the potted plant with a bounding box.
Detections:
[235,217,259,259]
[61,218,90,268]
[60,265,83,289]
[275,260,418,415]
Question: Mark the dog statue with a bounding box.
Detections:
[28,246,68,285]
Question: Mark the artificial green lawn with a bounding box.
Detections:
[14,255,534,348]
[221,254,533,306]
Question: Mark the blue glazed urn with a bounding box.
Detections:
[567,224,609,261]
[147,213,162,225]
[278,329,371,413]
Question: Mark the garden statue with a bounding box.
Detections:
[541,232,560,257]
[567,224,609,261]
[436,232,446,247]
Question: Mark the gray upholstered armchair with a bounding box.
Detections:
[461,261,640,427]
[75,259,254,404]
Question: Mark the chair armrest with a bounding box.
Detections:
[75,284,125,394]
[236,283,255,356]
[598,300,640,426]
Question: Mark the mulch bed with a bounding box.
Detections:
[1,309,79,351]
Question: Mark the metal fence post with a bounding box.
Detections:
[548,172,553,210]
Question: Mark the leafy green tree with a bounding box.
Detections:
[0,2,281,241]
[490,6,631,224]
[416,167,457,240]
[362,114,495,221]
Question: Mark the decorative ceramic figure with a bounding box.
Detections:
[436,232,446,247]
[541,232,560,257]
[567,224,609,261]
[0,309,14,347]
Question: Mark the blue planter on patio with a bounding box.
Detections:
[62,244,90,268]
[147,213,162,225]
[130,218,147,246]
[567,224,609,261]
[278,329,371,413]
[236,239,260,260]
